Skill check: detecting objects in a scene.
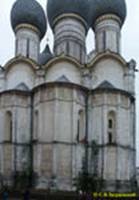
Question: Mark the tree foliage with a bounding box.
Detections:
[74,140,103,192]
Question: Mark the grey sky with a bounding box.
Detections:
[0,0,139,164]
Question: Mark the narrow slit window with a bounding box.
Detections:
[34,110,39,140]
[107,111,116,144]
[5,111,13,142]
[77,110,85,143]
[15,39,18,55]
[108,119,113,129]
[26,38,30,58]
[103,31,106,50]
[108,132,112,144]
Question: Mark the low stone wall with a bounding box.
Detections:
[0,190,79,200]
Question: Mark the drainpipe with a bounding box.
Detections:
[85,90,89,173]
[14,108,17,186]
[29,92,34,187]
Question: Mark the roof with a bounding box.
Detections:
[15,83,30,91]
[11,0,47,39]
[47,0,92,29]
[56,75,70,83]
[97,81,115,89]
[90,0,126,28]
[38,45,53,65]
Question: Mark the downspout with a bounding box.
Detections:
[133,97,136,190]
[29,92,34,187]
[14,108,17,186]
[85,90,89,173]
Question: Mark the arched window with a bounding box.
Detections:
[77,110,86,143]
[107,111,116,144]
[34,110,39,140]
[5,111,13,142]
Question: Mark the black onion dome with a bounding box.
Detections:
[47,0,92,29]
[38,45,53,65]
[11,0,47,39]
[90,0,127,29]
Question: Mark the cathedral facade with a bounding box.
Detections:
[0,0,136,192]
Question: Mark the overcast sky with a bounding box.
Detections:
[0,0,139,164]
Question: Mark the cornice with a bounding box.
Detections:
[94,14,122,28]
[0,81,134,102]
[43,54,82,71]
[52,13,88,32]
[15,23,41,37]
[87,50,127,69]
[91,87,135,101]
[4,56,37,73]
[0,89,30,96]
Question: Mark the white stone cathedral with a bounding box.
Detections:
[0,0,137,192]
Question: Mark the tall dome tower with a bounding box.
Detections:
[89,0,126,53]
[11,0,47,61]
[86,0,136,192]
[47,0,92,63]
